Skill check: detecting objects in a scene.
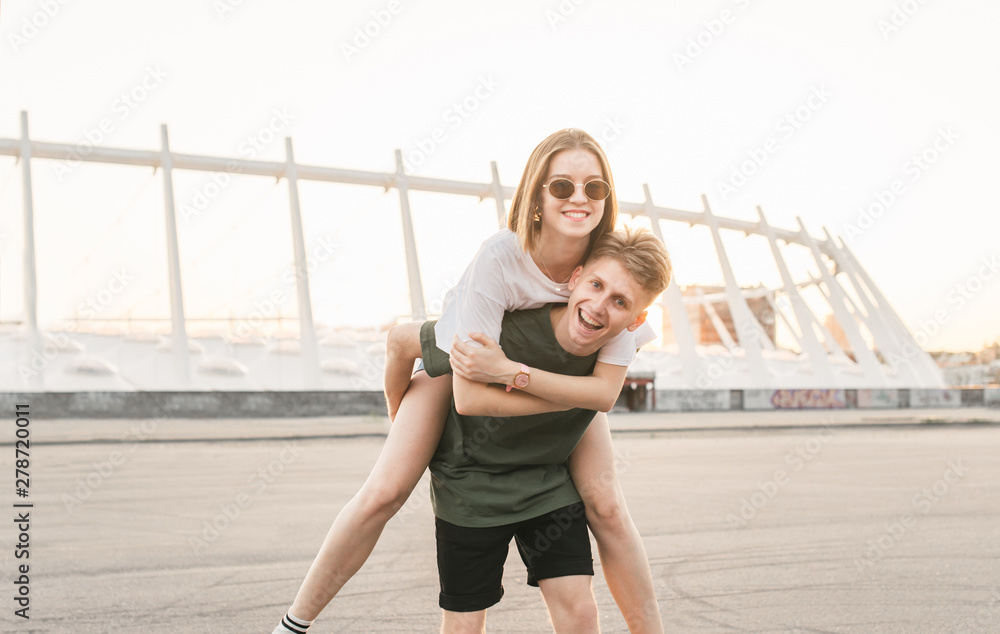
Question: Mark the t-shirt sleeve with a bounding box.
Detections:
[595,321,656,366]
[433,247,508,354]
[634,320,656,348]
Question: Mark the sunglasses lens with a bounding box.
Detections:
[548,179,575,199]
[585,180,611,200]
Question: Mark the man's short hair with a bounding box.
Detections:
[587,227,672,298]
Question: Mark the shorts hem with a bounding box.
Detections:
[526,557,594,587]
[439,586,504,612]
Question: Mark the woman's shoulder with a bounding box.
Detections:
[470,229,524,268]
[478,228,520,252]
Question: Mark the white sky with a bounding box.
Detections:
[1,0,998,351]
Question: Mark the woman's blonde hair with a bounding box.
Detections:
[507,129,618,256]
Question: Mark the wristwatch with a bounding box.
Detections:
[506,363,530,392]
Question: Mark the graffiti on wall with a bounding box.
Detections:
[770,389,846,409]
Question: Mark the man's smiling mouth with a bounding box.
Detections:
[578,309,604,331]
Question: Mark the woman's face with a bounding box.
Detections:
[536,148,606,243]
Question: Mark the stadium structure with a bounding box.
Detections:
[0,112,945,394]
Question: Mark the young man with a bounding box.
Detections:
[422,227,671,633]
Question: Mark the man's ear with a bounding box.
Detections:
[566,265,586,291]
[626,310,648,332]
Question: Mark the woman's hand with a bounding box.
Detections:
[450,333,520,385]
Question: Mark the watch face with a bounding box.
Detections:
[514,373,530,388]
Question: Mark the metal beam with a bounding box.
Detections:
[758,206,835,383]
[834,236,943,386]
[284,137,320,389]
[643,184,699,386]
[703,195,769,385]
[159,124,190,385]
[490,161,506,229]
[19,112,42,389]
[395,150,426,321]
[0,134,836,253]
[796,216,884,385]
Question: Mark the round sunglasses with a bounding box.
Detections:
[542,178,612,201]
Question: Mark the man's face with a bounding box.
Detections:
[560,257,652,355]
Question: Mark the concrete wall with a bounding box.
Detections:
[2,387,999,418]
[0,391,387,419]
[651,388,999,413]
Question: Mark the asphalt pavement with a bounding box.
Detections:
[4,408,999,633]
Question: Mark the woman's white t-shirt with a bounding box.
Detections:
[433,229,656,367]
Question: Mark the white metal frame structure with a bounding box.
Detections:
[0,112,944,390]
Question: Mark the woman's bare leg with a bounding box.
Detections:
[288,371,453,620]
[569,412,664,634]
[384,322,424,421]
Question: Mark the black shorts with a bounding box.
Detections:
[419,320,452,377]
[435,503,593,612]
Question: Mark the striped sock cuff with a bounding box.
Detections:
[278,611,312,634]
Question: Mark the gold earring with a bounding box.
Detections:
[533,206,541,222]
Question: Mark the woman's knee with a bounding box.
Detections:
[581,490,627,531]
[386,322,421,361]
[356,480,411,520]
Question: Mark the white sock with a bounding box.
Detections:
[273,610,313,634]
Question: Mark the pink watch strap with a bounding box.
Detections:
[506,363,530,392]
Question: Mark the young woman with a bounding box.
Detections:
[273,129,664,634]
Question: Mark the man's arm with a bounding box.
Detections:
[518,361,627,413]
[451,333,628,412]
[452,374,571,418]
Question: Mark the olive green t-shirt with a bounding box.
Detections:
[427,304,599,528]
